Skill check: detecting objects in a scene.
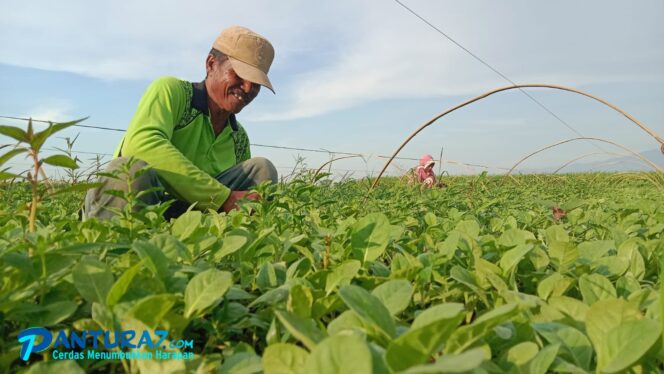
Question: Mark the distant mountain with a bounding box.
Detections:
[508,148,664,175]
[560,148,663,173]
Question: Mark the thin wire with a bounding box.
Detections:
[0,114,364,156]
[2,114,512,172]
[43,147,112,156]
[0,115,126,133]
[392,0,607,152]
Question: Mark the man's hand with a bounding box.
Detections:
[220,190,261,213]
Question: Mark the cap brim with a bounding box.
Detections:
[229,57,275,94]
[425,161,435,167]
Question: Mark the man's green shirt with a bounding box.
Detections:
[114,76,251,211]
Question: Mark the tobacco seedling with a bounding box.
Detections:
[0,118,92,232]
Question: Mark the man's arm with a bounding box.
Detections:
[120,77,230,211]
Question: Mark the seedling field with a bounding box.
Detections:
[0,171,662,373]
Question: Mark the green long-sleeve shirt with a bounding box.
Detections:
[114,76,251,211]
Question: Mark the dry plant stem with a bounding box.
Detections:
[38,166,55,194]
[613,172,664,192]
[28,150,40,233]
[506,137,663,176]
[312,155,364,181]
[368,83,664,195]
[553,151,634,174]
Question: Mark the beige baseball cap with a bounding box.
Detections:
[213,26,275,93]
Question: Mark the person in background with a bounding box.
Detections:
[408,154,447,188]
[83,25,278,220]
[416,154,437,187]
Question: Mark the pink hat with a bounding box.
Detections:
[419,154,435,167]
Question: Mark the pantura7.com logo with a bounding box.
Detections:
[18,327,194,361]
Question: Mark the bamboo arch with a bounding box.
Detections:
[506,137,663,176]
[368,84,664,195]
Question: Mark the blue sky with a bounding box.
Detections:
[1,0,663,178]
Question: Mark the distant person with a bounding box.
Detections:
[408,154,446,188]
[84,26,278,220]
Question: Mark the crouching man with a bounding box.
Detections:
[83,26,278,220]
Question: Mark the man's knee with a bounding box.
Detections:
[105,157,150,179]
[247,157,278,183]
[83,157,160,220]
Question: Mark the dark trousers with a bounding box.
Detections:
[83,157,278,220]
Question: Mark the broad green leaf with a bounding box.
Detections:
[586,298,644,369]
[528,246,550,271]
[545,225,569,243]
[275,310,327,351]
[91,303,116,331]
[287,284,313,318]
[505,341,539,367]
[371,279,413,315]
[592,256,629,278]
[578,240,614,262]
[171,210,203,241]
[549,358,589,373]
[42,154,79,169]
[423,212,437,226]
[0,147,27,167]
[0,125,28,142]
[537,273,573,300]
[132,240,171,284]
[327,310,370,336]
[72,257,114,304]
[121,318,186,374]
[257,262,279,290]
[214,234,249,262]
[450,265,484,295]
[350,213,391,262]
[499,243,534,275]
[454,219,480,239]
[127,294,178,328]
[184,269,233,318]
[599,319,661,373]
[528,344,559,374]
[31,301,78,326]
[403,347,486,373]
[106,260,144,306]
[151,234,190,262]
[579,273,616,305]
[445,303,519,354]
[249,287,289,308]
[497,228,535,248]
[386,303,464,371]
[263,343,309,374]
[304,335,372,374]
[532,323,592,370]
[339,285,396,341]
[220,352,262,374]
[25,360,85,374]
[325,259,361,295]
[548,296,589,322]
[548,241,578,272]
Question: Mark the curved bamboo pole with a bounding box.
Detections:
[312,155,364,181]
[553,151,634,174]
[506,137,663,176]
[367,84,664,196]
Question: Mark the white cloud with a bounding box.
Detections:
[22,101,74,123]
[2,0,662,121]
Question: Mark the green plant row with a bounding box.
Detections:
[0,161,662,373]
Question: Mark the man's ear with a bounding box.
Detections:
[205,54,215,75]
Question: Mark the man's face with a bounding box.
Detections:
[206,56,261,114]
